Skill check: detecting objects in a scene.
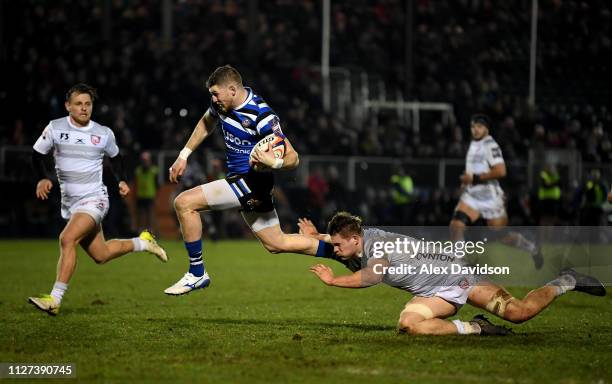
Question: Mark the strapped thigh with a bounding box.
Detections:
[400,303,435,320]
[485,288,515,317]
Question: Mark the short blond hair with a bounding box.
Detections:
[327,211,363,238]
[206,65,243,88]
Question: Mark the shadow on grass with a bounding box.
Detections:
[184,317,397,332]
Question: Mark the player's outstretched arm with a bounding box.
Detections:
[309,259,386,288]
[169,110,218,183]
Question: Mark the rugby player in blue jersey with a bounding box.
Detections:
[165,65,326,295]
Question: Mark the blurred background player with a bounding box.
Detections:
[135,150,159,234]
[574,169,608,226]
[299,213,606,336]
[450,114,543,268]
[536,163,562,226]
[390,166,415,225]
[29,83,167,315]
[164,65,328,295]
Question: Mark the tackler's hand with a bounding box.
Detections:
[309,264,335,286]
[298,218,319,237]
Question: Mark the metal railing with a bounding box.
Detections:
[7,145,604,192]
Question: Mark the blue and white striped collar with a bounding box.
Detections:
[234,87,253,110]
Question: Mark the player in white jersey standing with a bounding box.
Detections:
[449,114,543,268]
[28,83,168,315]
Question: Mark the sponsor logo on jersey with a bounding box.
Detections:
[414,252,456,263]
[91,135,101,145]
[224,131,252,146]
[225,143,251,154]
[75,138,85,144]
[60,133,70,141]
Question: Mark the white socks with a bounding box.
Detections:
[50,281,68,304]
[547,274,577,296]
[131,237,147,252]
[513,233,538,253]
[453,320,481,335]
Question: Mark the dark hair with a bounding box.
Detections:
[470,114,491,130]
[206,65,243,88]
[327,211,363,238]
[66,83,97,102]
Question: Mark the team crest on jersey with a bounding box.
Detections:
[459,278,470,290]
[90,135,101,145]
[241,119,251,128]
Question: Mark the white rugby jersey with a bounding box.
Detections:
[33,116,119,207]
[465,135,504,197]
[361,228,479,297]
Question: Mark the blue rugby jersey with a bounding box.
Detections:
[208,87,283,176]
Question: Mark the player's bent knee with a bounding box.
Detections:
[398,318,430,335]
[173,194,189,213]
[398,304,434,334]
[87,249,110,265]
[257,230,289,254]
[398,322,419,335]
[260,239,284,254]
[59,232,79,249]
[397,315,416,334]
[91,254,108,265]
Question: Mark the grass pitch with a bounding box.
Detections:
[0,239,611,383]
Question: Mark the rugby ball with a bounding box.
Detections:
[249,134,286,172]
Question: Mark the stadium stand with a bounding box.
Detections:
[0,0,610,235]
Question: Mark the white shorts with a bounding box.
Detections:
[460,189,506,220]
[409,274,480,309]
[433,283,474,308]
[201,179,280,232]
[62,193,109,225]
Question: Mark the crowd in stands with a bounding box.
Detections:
[1,0,610,235]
